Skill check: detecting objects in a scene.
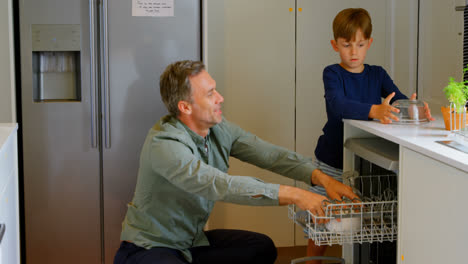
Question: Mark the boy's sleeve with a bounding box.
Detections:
[323,67,373,120]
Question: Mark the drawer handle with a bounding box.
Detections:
[0,223,5,244]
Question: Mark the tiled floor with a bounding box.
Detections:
[275,245,342,264]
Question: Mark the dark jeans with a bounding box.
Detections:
[114,229,277,264]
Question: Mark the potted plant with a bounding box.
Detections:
[441,65,468,130]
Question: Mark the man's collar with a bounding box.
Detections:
[176,117,210,145]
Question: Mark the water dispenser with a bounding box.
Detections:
[31,24,81,102]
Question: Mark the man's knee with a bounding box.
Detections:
[252,232,277,264]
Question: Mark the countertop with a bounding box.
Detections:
[0,123,18,150]
[343,115,468,173]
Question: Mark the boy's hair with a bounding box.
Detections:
[333,8,372,41]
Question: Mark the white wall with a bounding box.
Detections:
[0,0,16,123]
[418,0,465,110]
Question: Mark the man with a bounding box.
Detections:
[114,60,358,264]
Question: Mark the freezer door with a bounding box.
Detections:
[100,0,201,263]
[20,0,101,264]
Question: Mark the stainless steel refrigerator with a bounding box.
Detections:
[18,1,200,263]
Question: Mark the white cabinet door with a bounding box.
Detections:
[0,0,15,123]
[398,147,468,263]
[205,0,297,246]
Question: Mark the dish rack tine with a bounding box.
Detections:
[291,256,345,264]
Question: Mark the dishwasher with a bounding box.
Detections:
[289,137,399,264]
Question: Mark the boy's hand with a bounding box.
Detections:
[324,178,359,202]
[369,92,400,124]
[311,169,358,202]
[409,93,435,121]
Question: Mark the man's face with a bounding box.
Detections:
[331,29,373,73]
[188,70,224,129]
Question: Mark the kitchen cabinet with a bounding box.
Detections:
[0,0,16,123]
[343,117,468,263]
[204,0,418,247]
[0,124,20,264]
[204,0,297,246]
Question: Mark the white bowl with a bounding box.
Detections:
[325,217,361,233]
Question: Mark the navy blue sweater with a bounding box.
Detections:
[314,64,407,169]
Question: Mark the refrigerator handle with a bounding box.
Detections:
[89,0,99,148]
[100,0,111,148]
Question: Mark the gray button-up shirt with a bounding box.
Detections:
[120,115,317,262]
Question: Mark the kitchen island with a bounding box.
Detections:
[0,123,19,264]
[342,117,468,264]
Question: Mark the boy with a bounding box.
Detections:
[306,8,433,263]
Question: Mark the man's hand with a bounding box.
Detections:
[278,185,328,223]
[369,92,400,124]
[278,169,360,223]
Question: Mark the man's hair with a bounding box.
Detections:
[159,60,205,117]
[333,8,372,41]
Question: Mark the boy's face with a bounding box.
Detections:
[331,29,373,73]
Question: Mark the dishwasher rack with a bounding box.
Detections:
[288,137,400,263]
[289,173,398,246]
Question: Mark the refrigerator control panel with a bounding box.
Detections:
[32,24,81,51]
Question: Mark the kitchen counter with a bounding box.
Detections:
[0,123,19,264]
[343,116,468,172]
[342,116,468,264]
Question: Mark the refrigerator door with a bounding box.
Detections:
[101,0,201,262]
[20,0,101,263]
